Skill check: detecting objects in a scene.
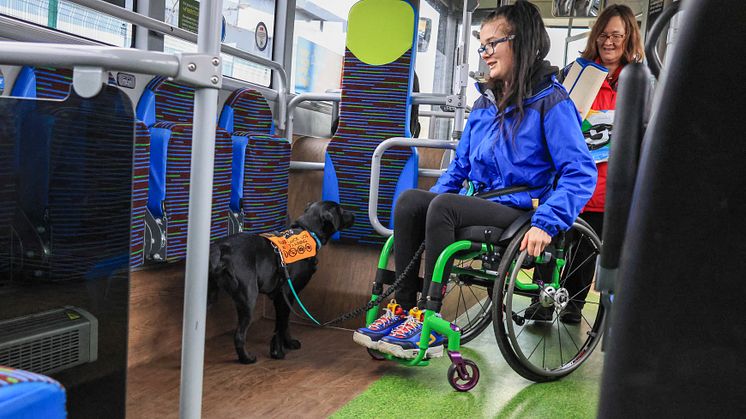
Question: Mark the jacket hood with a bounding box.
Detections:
[529,60,560,96]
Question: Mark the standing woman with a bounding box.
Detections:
[560,4,645,323]
[353,0,597,359]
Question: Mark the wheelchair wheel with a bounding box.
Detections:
[493,222,605,382]
[439,259,493,344]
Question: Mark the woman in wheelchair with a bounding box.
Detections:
[353,0,597,361]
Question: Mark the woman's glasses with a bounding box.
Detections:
[477,35,515,56]
[597,32,626,43]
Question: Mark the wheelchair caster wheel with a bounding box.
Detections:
[367,348,386,361]
[447,359,479,391]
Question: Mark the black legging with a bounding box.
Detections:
[393,189,526,310]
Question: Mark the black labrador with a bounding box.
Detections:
[208,201,354,363]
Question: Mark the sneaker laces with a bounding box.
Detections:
[369,307,404,329]
[389,307,424,338]
[369,301,405,330]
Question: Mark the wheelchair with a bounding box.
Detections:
[365,209,605,391]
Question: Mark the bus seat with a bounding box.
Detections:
[136,76,232,262]
[8,66,73,245]
[218,87,275,135]
[322,0,419,245]
[7,67,145,275]
[129,121,151,268]
[232,133,290,233]
[0,366,66,418]
[218,88,289,233]
[10,66,72,99]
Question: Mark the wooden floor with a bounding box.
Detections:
[126,319,393,418]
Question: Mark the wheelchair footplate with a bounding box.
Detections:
[363,303,480,392]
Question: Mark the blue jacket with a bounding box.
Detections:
[430,72,597,236]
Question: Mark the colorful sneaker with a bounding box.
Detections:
[353,300,408,350]
[376,307,444,359]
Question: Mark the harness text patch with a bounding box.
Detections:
[260,229,318,265]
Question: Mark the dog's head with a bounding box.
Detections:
[291,201,354,244]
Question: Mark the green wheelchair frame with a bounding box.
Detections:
[364,218,605,391]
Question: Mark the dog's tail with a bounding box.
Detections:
[207,243,223,308]
[207,241,242,308]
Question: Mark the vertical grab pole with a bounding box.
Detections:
[179,0,224,418]
[134,0,150,50]
[452,0,473,139]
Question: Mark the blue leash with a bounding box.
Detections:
[276,230,324,325]
[286,278,321,325]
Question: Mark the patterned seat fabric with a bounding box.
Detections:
[0,366,66,418]
[138,76,232,262]
[218,88,289,234]
[129,121,151,268]
[323,0,419,245]
[7,67,141,278]
[11,66,72,99]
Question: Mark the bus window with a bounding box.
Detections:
[291,0,354,94]
[0,0,133,47]
[164,0,276,87]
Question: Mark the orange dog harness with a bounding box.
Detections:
[260,229,319,265]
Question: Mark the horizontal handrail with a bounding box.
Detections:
[420,110,470,119]
[411,93,449,105]
[290,161,325,171]
[0,15,100,45]
[369,137,458,237]
[65,0,289,127]
[289,161,445,180]
[285,92,341,144]
[0,42,180,77]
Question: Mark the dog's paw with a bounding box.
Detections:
[237,352,257,364]
[283,338,301,350]
[270,335,286,359]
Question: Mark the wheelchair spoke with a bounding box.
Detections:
[570,299,599,306]
[454,284,463,319]
[566,282,592,301]
[578,306,598,330]
[556,312,564,366]
[526,332,546,361]
[542,332,547,369]
[562,251,598,285]
[459,285,472,326]
[558,317,582,352]
[467,285,488,313]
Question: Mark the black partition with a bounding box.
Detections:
[0,85,134,418]
[598,0,746,416]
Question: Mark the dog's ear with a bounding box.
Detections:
[341,207,355,229]
[322,210,338,231]
[304,202,313,212]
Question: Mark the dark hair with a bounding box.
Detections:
[581,4,644,64]
[481,0,550,137]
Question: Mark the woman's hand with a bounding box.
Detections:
[520,226,552,257]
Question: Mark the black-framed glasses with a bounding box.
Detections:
[477,35,516,55]
[597,32,626,43]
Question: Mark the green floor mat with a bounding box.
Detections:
[332,326,603,419]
